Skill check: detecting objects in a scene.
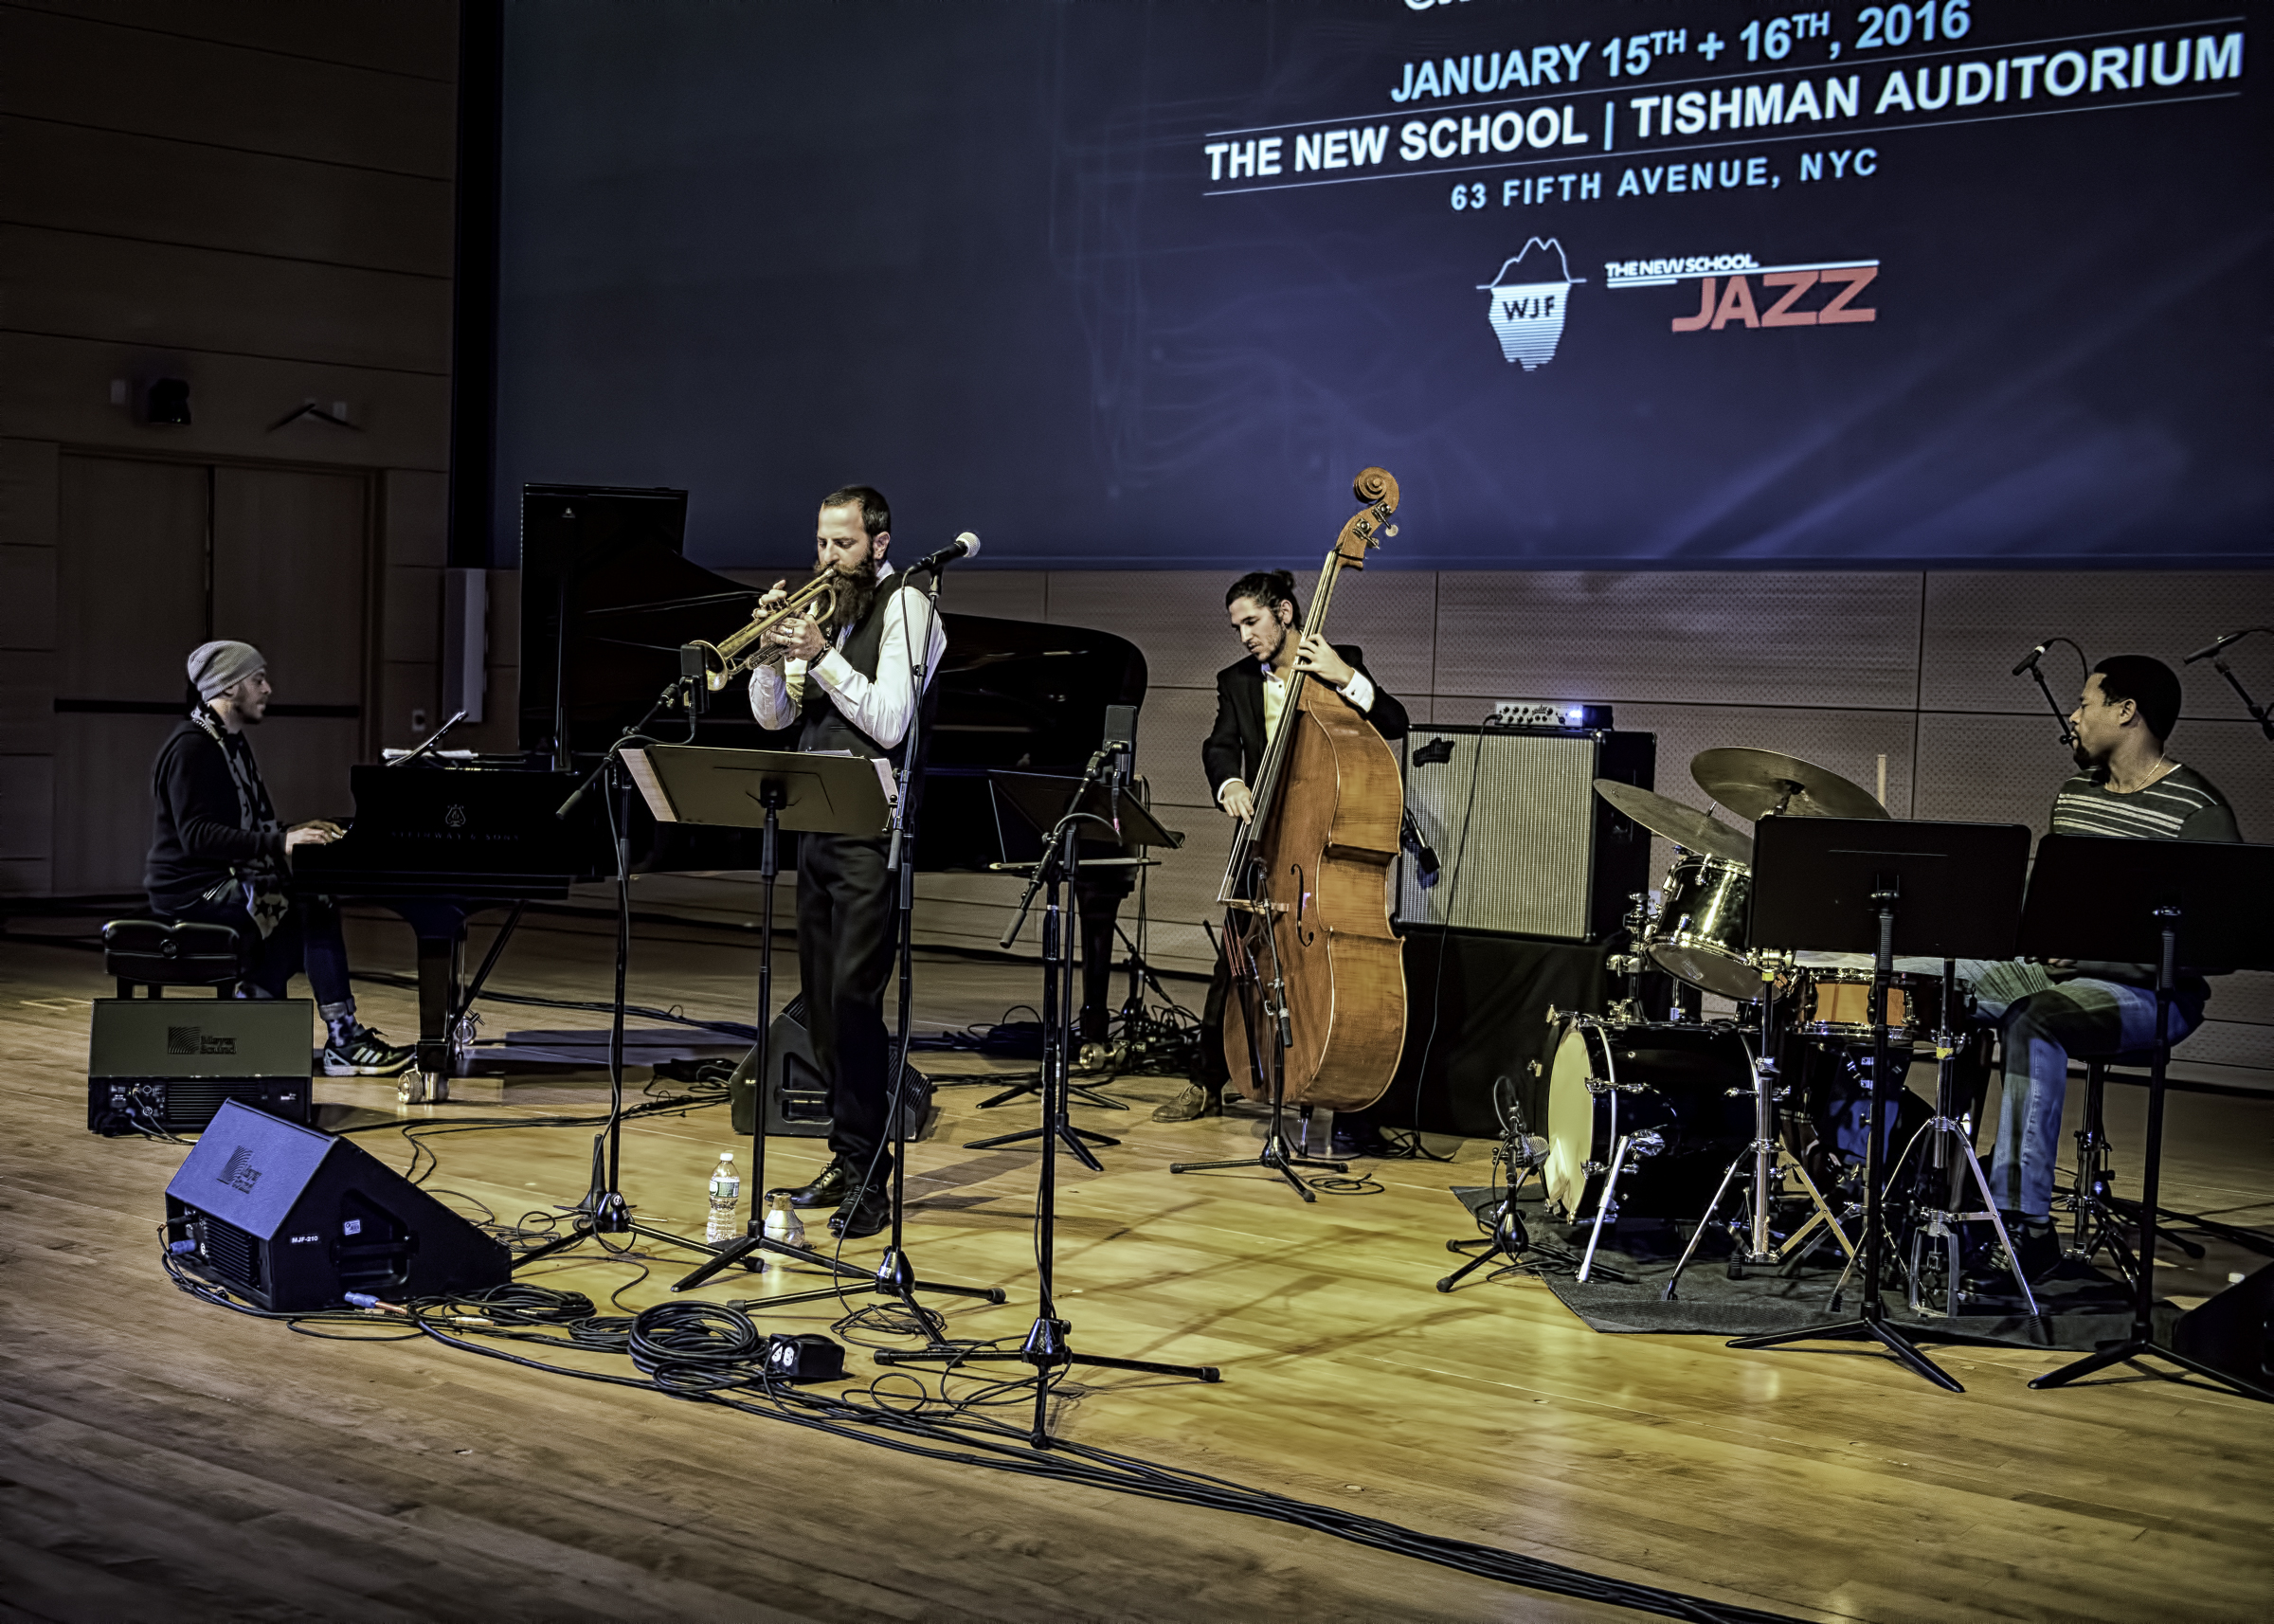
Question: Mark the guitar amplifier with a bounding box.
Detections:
[88,999,315,1136]
[1396,725,1655,943]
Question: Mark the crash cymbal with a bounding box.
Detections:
[1689,747,1888,821]
[1592,780,1754,866]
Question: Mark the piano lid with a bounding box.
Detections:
[518,482,1146,770]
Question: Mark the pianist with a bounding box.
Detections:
[747,486,945,1241]
[146,641,414,1077]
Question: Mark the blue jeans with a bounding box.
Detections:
[1961,965,2201,1218]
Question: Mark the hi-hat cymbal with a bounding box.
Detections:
[1689,748,1888,821]
[1592,780,1754,866]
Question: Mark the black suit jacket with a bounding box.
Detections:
[1201,643,1409,799]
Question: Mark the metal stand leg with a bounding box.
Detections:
[880,818,1218,1444]
[2033,911,2274,1403]
[1729,898,1965,1392]
[1577,1133,1634,1284]
[1168,911,1345,1200]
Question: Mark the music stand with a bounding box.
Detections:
[1727,818,2032,1393]
[964,772,1182,1165]
[620,746,1000,1316]
[2020,835,2274,1403]
[879,765,1212,1444]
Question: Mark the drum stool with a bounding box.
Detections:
[2065,1051,2214,1284]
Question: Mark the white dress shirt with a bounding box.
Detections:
[747,562,947,750]
[1216,660,1378,809]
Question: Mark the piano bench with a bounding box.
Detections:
[102,919,243,999]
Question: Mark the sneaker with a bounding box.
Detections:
[322,1026,416,1076]
[1150,1083,1223,1123]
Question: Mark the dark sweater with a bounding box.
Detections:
[146,717,285,914]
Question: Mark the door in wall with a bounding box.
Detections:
[52,456,369,895]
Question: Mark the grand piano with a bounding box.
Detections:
[298,484,1148,1093]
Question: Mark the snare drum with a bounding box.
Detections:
[1642,854,1762,1001]
[1543,1019,1757,1221]
[1790,968,1942,1043]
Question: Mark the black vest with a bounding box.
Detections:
[798,569,932,768]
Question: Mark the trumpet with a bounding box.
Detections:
[686,572,839,691]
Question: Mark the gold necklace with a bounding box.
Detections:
[2109,757,2177,794]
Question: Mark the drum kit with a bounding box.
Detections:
[1525,748,2025,1308]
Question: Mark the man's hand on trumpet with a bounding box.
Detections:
[757,580,828,664]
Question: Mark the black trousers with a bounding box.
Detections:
[163,891,354,1012]
[796,833,899,1182]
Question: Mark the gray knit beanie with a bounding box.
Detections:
[188,640,266,701]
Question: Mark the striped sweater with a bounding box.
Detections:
[2047,763,2240,991]
[2049,764,2242,844]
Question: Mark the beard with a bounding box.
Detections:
[814,554,879,641]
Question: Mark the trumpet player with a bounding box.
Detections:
[747,485,946,1240]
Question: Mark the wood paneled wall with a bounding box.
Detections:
[510,564,2267,1085]
[0,1,460,894]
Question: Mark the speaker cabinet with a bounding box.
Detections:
[89,998,314,1136]
[728,995,930,1140]
[164,1099,512,1311]
[1396,726,1655,943]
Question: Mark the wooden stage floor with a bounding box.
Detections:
[5,909,2272,1622]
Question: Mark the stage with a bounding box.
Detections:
[6,909,2272,1623]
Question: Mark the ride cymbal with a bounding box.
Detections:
[1689,748,1887,821]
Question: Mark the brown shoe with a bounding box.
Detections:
[1150,1084,1222,1123]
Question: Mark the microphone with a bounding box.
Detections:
[910,532,981,573]
[2010,642,2048,677]
[2184,629,2247,664]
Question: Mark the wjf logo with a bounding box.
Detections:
[1478,239,1583,371]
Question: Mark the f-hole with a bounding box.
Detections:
[1289,860,1315,947]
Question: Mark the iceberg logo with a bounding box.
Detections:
[1478,239,1584,370]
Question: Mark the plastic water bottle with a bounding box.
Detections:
[762,1191,806,1250]
[705,1152,742,1244]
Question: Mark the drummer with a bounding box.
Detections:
[1957,656,2242,1283]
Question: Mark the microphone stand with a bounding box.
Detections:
[519,678,732,1268]
[2013,637,2084,746]
[873,561,1006,1320]
[2193,629,2274,744]
[672,566,1003,1322]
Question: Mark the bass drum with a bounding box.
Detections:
[1543,1020,1759,1221]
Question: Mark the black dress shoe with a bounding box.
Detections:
[775,1160,851,1210]
[828,1183,891,1240]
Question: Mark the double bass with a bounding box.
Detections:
[1218,468,1408,1111]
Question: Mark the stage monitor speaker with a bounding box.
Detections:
[2173,1259,2274,1394]
[1396,725,1655,943]
[164,1099,512,1312]
[728,996,930,1140]
[89,997,314,1136]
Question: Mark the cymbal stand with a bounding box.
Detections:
[1168,901,1346,1202]
[879,811,1219,1446]
[1728,881,1967,1391]
[1663,995,1855,1302]
[1882,961,2038,1318]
